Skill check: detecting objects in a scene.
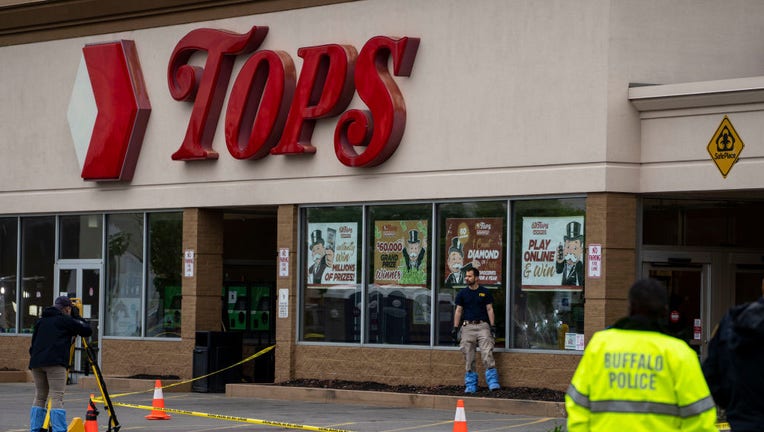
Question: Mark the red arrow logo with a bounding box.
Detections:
[79,40,151,181]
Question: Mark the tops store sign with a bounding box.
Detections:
[69,26,421,182]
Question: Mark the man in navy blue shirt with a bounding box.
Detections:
[451,268,500,393]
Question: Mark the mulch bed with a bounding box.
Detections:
[278,379,566,402]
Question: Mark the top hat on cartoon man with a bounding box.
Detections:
[448,237,463,255]
[407,229,421,244]
[310,229,324,248]
[564,221,583,241]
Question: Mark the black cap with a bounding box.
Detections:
[54,295,72,309]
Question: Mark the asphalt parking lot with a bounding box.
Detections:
[0,382,567,431]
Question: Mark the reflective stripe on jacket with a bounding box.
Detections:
[565,327,717,431]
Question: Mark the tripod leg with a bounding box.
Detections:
[82,338,121,431]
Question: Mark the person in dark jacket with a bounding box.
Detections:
[28,295,92,432]
[703,278,764,432]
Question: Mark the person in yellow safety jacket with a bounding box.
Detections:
[566,278,718,431]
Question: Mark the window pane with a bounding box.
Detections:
[105,213,144,337]
[146,212,182,338]
[642,199,680,246]
[21,216,55,332]
[437,201,507,347]
[59,215,103,259]
[0,218,18,333]
[367,204,432,345]
[302,206,362,342]
[512,198,585,350]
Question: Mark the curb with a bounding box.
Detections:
[0,370,29,383]
[227,384,567,418]
[78,376,193,392]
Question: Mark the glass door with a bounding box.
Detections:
[731,256,764,306]
[56,263,101,380]
[642,262,708,357]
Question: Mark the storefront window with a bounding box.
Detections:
[105,213,144,337]
[302,206,363,342]
[0,218,18,333]
[367,204,431,345]
[0,212,180,338]
[146,212,182,338]
[436,201,507,347]
[21,216,55,332]
[511,198,585,350]
[300,197,584,349]
[59,214,103,259]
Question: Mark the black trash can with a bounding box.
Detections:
[251,345,275,383]
[192,331,242,392]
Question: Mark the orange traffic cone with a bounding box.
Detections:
[84,394,99,432]
[453,399,468,432]
[145,380,172,420]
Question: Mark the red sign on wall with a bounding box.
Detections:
[70,28,419,182]
[70,40,151,181]
[168,26,420,167]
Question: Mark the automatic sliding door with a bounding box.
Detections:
[644,264,706,357]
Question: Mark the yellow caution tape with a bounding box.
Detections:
[102,344,276,399]
[106,400,354,432]
[90,344,348,431]
[716,422,730,431]
[42,399,51,429]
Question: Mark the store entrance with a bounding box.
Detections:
[642,260,706,356]
[222,210,277,383]
[642,249,764,359]
[642,197,764,358]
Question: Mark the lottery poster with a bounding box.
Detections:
[521,216,585,291]
[306,222,358,286]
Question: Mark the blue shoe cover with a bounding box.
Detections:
[30,406,46,432]
[465,371,478,394]
[485,368,501,391]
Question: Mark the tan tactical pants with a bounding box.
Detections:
[459,322,496,372]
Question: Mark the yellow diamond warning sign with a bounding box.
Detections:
[707,115,744,178]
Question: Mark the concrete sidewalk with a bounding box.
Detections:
[74,376,566,417]
[0,381,569,432]
[227,383,566,418]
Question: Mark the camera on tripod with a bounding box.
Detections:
[70,297,83,319]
